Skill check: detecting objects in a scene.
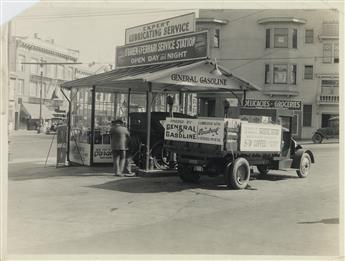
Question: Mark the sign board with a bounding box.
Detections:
[93,144,113,163]
[70,142,90,166]
[164,117,224,145]
[56,125,67,167]
[240,122,282,152]
[125,13,195,44]
[116,31,208,68]
[243,99,302,111]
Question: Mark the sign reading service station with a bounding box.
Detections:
[116,31,208,68]
[125,13,195,44]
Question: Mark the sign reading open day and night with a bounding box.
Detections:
[125,13,195,45]
[243,99,302,111]
[116,31,208,68]
[164,117,224,145]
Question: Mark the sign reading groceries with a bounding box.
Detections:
[164,118,224,145]
[125,13,195,44]
[116,31,208,68]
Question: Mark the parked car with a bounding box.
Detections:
[312,116,339,143]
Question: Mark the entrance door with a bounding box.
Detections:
[198,98,216,117]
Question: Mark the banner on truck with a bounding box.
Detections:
[240,122,282,152]
[164,117,224,145]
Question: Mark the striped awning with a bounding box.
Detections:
[21,103,55,120]
[61,59,260,93]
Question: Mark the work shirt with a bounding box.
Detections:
[110,124,130,150]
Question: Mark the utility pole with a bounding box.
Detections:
[21,62,81,133]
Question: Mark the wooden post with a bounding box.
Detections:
[145,82,152,171]
[127,88,131,130]
[90,86,96,166]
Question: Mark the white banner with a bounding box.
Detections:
[164,118,224,145]
[240,122,282,152]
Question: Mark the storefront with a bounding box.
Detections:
[61,59,259,169]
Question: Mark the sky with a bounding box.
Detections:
[4,0,342,68]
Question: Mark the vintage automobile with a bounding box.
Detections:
[312,116,339,144]
[128,112,194,169]
[164,109,315,189]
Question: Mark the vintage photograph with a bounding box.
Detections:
[1,0,343,259]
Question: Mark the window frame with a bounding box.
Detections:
[213,28,220,48]
[265,28,270,48]
[292,28,298,49]
[264,64,270,84]
[305,29,314,44]
[304,65,313,80]
[274,28,289,48]
[273,64,288,84]
[303,104,312,127]
[290,64,297,85]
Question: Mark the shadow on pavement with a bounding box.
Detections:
[297,218,339,225]
[251,171,300,181]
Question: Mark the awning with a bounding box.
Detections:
[61,59,261,93]
[21,103,55,120]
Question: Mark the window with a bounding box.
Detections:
[266,29,270,48]
[304,65,313,79]
[305,29,314,43]
[292,29,297,48]
[17,79,24,95]
[18,55,25,72]
[30,81,39,97]
[30,58,39,74]
[303,105,312,127]
[214,28,220,48]
[265,64,270,84]
[274,28,288,48]
[321,79,339,88]
[290,65,297,84]
[323,43,332,63]
[273,64,288,83]
[334,43,339,63]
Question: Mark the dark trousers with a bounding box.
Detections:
[112,150,126,175]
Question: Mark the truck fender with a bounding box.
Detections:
[291,149,315,169]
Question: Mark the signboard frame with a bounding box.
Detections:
[243,99,302,111]
[116,31,209,69]
[125,12,196,45]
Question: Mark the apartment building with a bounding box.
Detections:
[196,9,339,139]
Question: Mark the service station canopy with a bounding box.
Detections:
[61,59,260,94]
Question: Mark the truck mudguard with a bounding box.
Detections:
[291,148,315,169]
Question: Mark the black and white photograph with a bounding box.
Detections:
[0,0,343,260]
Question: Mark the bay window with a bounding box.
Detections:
[273,64,288,83]
[274,28,288,48]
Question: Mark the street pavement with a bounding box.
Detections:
[6,131,342,257]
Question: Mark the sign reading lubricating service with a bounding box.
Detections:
[116,31,208,68]
[125,13,195,44]
[164,117,224,145]
[243,99,302,111]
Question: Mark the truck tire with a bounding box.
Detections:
[257,165,269,178]
[226,157,250,189]
[178,164,201,183]
[296,153,311,178]
[312,133,323,144]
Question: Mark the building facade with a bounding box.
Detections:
[197,9,339,139]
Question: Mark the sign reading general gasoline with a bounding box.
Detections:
[116,31,208,68]
[125,13,195,45]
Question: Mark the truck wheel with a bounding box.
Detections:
[226,158,250,189]
[296,153,311,178]
[312,133,323,144]
[178,164,200,183]
[257,165,269,178]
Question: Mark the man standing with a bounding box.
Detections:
[110,119,130,176]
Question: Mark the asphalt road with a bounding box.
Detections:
[7,132,341,256]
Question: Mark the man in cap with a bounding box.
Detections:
[110,118,130,176]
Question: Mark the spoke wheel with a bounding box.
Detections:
[312,133,323,144]
[296,153,311,178]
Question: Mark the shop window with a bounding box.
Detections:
[214,28,220,48]
[273,64,288,84]
[292,29,298,49]
[266,28,270,48]
[323,43,332,63]
[305,29,314,43]
[274,28,288,48]
[264,64,270,84]
[18,55,25,72]
[304,65,313,79]
[290,64,297,84]
[17,79,24,95]
[303,104,312,127]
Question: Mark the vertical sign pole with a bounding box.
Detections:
[145,82,152,171]
[127,88,131,131]
[39,64,43,133]
[90,86,96,166]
